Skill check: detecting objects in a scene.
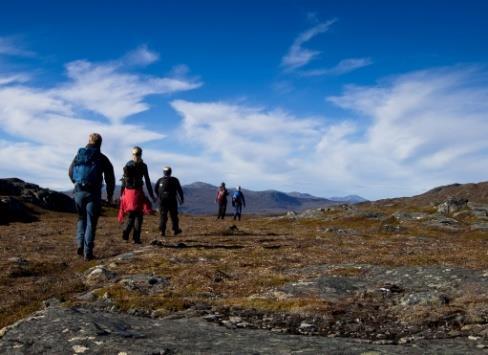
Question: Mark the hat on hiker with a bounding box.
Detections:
[163,166,172,176]
[132,146,142,156]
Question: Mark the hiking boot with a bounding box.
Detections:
[133,239,142,244]
[122,233,129,241]
[160,231,166,237]
[84,253,95,261]
[77,247,84,256]
[174,228,182,236]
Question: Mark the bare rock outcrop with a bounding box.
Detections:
[0,305,486,354]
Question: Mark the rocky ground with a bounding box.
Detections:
[1,304,485,354]
[0,188,488,353]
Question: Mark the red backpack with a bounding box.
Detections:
[217,189,227,203]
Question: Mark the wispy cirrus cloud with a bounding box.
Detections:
[301,57,373,77]
[281,19,372,77]
[281,19,336,71]
[0,73,31,85]
[0,36,35,57]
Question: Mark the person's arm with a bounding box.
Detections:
[176,178,184,204]
[103,155,115,202]
[120,166,127,197]
[154,178,160,198]
[68,156,76,183]
[143,164,155,200]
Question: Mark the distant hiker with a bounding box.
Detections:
[232,186,246,220]
[216,182,229,219]
[155,166,184,237]
[118,146,156,244]
[69,133,115,261]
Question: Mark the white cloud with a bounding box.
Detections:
[0,73,31,85]
[122,44,160,66]
[301,57,373,77]
[322,66,488,197]
[56,59,202,124]
[281,21,371,77]
[281,20,336,71]
[169,66,488,199]
[0,48,202,189]
[0,84,164,188]
[1,41,486,200]
[170,100,323,187]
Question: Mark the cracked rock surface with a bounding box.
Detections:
[0,305,486,355]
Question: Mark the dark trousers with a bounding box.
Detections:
[74,190,101,257]
[217,202,227,219]
[160,201,179,235]
[123,211,143,241]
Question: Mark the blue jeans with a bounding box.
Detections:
[74,189,101,257]
[233,204,243,220]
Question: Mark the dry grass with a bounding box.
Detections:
[0,206,487,333]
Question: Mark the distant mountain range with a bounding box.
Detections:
[65,181,366,215]
[170,182,366,215]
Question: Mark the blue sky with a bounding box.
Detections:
[0,0,487,199]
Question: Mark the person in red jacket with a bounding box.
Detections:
[118,146,155,244]
[216,182,229,219]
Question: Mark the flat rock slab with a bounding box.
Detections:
[283,264,488,300]
[0,306,486,354]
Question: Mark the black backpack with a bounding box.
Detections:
[123,161,144,189]
[158,177,171,200]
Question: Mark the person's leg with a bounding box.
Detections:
[160,204,169,236]
[170,202,181,234]
[237,204,242,221]
[74,191,87,255]
[122,212,135,241]
[133,212,143,243]
[222,203,227,219]
[84,194,100,259]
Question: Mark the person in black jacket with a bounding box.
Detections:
[155,166,184,237]
[120,146,156,244]
[68,133,115,261]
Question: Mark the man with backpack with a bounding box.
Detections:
[216,182,229,219]
[119,146,156,244]
[232,186,246,221]
[68,133,115,261]
[154,166,184,237]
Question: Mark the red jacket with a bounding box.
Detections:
[118,188,153,223]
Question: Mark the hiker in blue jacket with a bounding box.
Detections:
[68,133,115,261]
[232,186,246,221]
